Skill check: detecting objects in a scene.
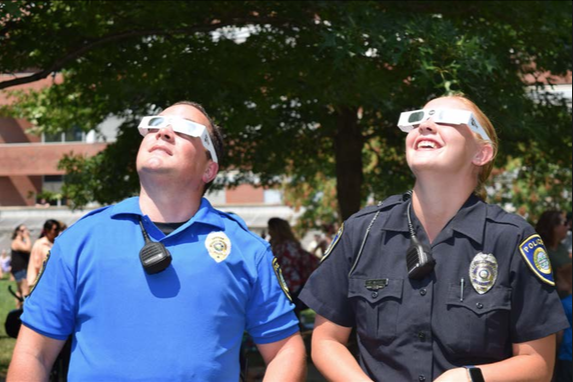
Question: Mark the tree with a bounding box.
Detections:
[1,1,571,223]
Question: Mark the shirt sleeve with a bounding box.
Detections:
[510,226,570,343]
[299,221,356,327]
[246,247,299,344]
[21,240,76,340]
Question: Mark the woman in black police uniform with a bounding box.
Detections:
[299,95,569,382]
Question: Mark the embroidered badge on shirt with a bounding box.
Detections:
[205,232,231,263]
[519,234,554,286]
[272,258,292,302]
[321,223,344,263]
[469,252,498,294]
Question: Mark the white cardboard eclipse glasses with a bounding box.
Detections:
[397,108,491,142]
[138,116,218,163]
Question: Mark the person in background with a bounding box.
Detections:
[563,212,572,257]
[26,220,61,288]
[301,95,568,382]
[536,210,572,298]
[10,224,31,308]
[57,221,68,234]
[8,101,305,381]
[554,263,572,382]
[1,249,11,279]
[268,217,319,318]
[311,224,336,259]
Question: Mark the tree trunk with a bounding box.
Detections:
[334,107,363,221]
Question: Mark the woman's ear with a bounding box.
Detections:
[472,143,494,167]
[202,161,219,184]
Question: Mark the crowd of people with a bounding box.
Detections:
[4,98,571,382]
[3,220,67,308]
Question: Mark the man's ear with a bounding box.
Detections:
[202,161,219,184]
[472,143,494,167]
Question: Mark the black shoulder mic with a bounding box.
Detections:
[406,202,436,280]
[138,219,172,274]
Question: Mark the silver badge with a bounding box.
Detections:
[469,252,498,294]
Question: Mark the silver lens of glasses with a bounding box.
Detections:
[408,111,425,124]
[149,117,165,126]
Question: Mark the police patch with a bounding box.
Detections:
[321,223,344,263]
[272,258,292,302]
[519,234,554,286]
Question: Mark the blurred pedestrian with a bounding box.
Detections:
[536,210,572,297]
[563,212,572,256]
[1,249,11,279]
[554,263,572,382]
[27,219,61,288]
[311,224,336,259]
[268,217,319,318]
[10,224,31,308]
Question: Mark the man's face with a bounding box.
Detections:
[136,104,217,192]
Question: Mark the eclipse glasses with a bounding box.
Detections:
[138,116,218,163]
[397,108,491,142]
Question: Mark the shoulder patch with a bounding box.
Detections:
[28,250,52,296]
[321,223,344,263]
[519,234,555,286]
[272,258,292,302]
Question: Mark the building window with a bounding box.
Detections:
[43,125,85,143]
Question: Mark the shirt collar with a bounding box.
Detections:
[448,194,485,245]
[379,193,486,244]
[110,196,225,230]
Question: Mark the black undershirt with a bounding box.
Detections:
[153,222,185,235]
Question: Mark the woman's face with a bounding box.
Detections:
[405,98,484,178]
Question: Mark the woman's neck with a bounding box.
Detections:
[412,175,477,243]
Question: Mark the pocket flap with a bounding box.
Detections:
[349,276,403,304]
[447,284,511,315]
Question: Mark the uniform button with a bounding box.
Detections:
[371,292,379,298]
[419,288,427,296]
[418,375,426,382]
[476,302,484,309]
[418,331,426,341]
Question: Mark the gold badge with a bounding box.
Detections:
[469,252,498,294]
[205,232,231,263]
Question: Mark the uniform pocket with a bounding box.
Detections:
[348,276,403,344]
[440,284,512,359]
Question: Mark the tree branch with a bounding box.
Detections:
[0,16,292,90]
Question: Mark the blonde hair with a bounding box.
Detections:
[439,95,498,199]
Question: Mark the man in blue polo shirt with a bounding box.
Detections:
[8,101,306,381]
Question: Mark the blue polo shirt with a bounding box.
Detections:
[23,197,299,381]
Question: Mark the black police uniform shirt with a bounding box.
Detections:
[299,193,569,382]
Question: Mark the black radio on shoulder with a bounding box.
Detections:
[138,219,172,274]
[406,202,436,280]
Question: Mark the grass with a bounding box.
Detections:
[0,274,18,379]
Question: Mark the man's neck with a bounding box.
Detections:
[139,184,203,223]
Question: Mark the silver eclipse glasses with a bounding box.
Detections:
[138,116,218,163]
[397,108,491,142]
